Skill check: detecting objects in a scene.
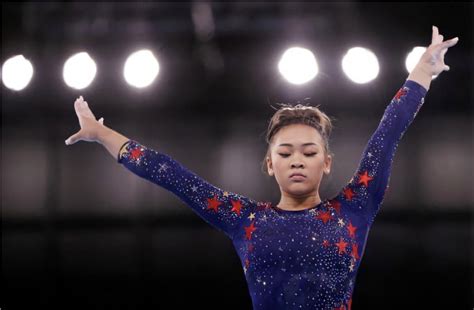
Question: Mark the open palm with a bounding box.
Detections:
[65,96,105,145]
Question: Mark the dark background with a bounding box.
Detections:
[2,2,473,309]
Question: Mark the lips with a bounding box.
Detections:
[290,173,306,178]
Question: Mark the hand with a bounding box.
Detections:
[416,25,459,77]
[65,96,105,145]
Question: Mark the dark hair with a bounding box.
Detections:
[260,103,336,175]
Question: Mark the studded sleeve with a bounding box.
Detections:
[339,79,428,225]
[117,140,256,239]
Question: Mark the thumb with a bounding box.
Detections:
[65,131,82,145]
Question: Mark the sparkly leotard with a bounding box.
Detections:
[117,79,427,309]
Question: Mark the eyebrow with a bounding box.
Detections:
[278,143,319,147]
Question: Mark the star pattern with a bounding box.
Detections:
[206,195,222,212]
[358,170,374,187]
[244,222,257,240]
[335,238,348,255]
[316,210,334,224]
[116,79,427,309]
[230,199,243,216]
[347,222,357,239]
[343,187,355,201]
[394,87,408,101]
[328,199,342,215]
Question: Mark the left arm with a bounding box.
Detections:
[341,26,459,225]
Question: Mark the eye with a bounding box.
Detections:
[278,153,317,158]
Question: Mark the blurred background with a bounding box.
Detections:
[2,2,473,309]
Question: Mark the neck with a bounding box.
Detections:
[276,193,322,211]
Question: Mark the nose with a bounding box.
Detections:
[291,162,304,168]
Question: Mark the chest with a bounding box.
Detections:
[234,209,368,274]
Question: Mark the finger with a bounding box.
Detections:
[74,98,82,119]
[75,97,96,119]
[444,65,450,71]
[439,38,459,51]
[99,117,104,124]
[432,26,438,45]
[433,37,459,52]
[65,131,81,145]
[81,101,97,119]
[437,34,444,45]
[447,37,459,46]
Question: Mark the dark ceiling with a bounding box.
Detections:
[2,2,472,120]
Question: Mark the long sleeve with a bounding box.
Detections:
[340,79,428,226]
[117,140,257,240]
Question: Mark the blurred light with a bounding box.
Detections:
[2,55,34,91]
[123,50,160,88]
[405,46,438,79]
[341,47,379,84]
[278,47,318,85]
[63,52,97,90]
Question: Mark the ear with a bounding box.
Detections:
[324,154,332,175]
[266,156,274,176]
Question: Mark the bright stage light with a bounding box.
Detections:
[2,55,34,91]
[278,47,318,85]
[123,50,160,88]
[63,52,97,90]
[341,47,379,84]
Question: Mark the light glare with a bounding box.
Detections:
[63,52,97,90]
[2,55,34,91]
[278,47,318,85]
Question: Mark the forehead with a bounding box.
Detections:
[273,124,323,147]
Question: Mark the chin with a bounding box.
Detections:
[286,186,313,195]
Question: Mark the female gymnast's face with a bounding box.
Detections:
[266,124,332,197]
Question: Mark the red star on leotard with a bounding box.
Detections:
[328,199,342,215]
[130,147,144,161]
[316,210,333,224]
[230,199,243,216]
[335,237,348,255]
[347,222,357,239]
[394,88,408,101]
[244,221,257,240]
[343,187,355,201]
[206,195,222,212]
[358,170,374,187]
[351,243,360,261]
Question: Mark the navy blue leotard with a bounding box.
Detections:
[117,79,427,309]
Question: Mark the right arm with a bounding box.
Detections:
[116,139,258,240]
[65,96,257,240]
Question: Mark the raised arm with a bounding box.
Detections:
[340,79,427,226]
[65,97,256,240]
[338,26,459,226]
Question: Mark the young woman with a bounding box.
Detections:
[65,26,458,309]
